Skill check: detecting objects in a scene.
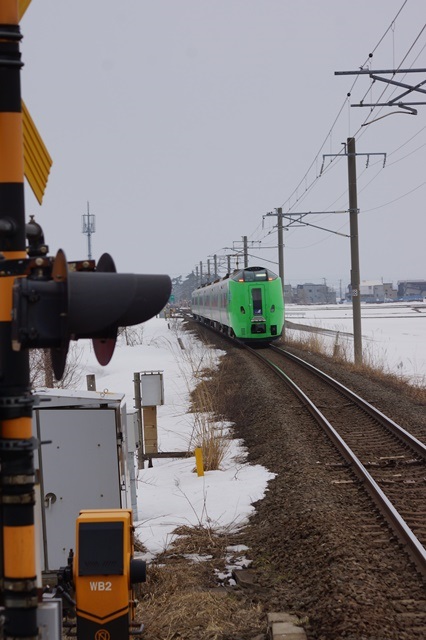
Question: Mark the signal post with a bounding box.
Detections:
[0,2,171,637]
[0,1,38,637]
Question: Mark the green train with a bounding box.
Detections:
[191,266,284,342]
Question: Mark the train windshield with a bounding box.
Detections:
[252,288,263,315]
[231,267,278,282]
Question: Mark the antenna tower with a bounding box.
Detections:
[82,201,96,260]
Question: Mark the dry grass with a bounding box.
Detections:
[132,323,264,637]
[189,377,231,471]
[285,331,426,404]
[136,526,264,639]
[166,322,232,471]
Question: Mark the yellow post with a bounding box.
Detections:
[195,447,204,477]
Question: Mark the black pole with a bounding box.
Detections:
[0,3,38,637]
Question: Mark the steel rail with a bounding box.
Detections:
[244,344,426,579]
[271,345,426,460]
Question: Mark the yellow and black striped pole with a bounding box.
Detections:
[0,1,38,637]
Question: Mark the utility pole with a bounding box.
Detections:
[322,142,385,366]
[243,236,248,268]
[227,255,231,274]
[199,261,203,284]
[277,208,284,288]
[347,137,362,365]
[264,208,284,292]
[213,254,217,279]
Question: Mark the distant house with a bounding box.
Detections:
[283,284,293,303]
[397,280,426,301]
[294,283,336,305]
[354,280,397,302]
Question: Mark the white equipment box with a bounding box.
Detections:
[34,389,133,572]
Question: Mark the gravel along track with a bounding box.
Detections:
[187,322,426,640]
[262,345,426,560]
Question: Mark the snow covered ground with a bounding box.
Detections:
[71,304,424,560]
[286,302,426,385]
[75,318,275,560]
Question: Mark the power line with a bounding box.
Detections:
[361,179,426,212]
[278,0,412,215]
[197,2,425,276]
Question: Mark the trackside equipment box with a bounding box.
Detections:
[33,389,135,572]
[73,509,146,639]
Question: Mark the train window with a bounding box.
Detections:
[252,271,267,281]
[240,306,246,314]
[231,267,279,282]
[252,288,263,315]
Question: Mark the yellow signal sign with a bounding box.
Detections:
[18,0,32,21]
[18,0,53,204]
[22,101,53,205]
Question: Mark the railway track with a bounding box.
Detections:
[186,317,426,636]
[245,342,426,578]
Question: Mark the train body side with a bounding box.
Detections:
[191,267,284,342]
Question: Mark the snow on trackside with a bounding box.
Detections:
[76,318,276,560]
[73,303,425,560]
[286,302,426,385]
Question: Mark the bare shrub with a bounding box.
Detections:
[189,382,230,472]
[30,344,84,390]
[171,327,230,471]
[151,320,230,470]
[29,349,54,388]
[118,325,144,346]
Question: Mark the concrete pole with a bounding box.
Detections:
[277,208,285,340]
[277,207,284,290]
[347,137,363,365]
[243,236,248,268]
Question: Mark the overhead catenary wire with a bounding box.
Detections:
[199,1,425,274]
[278,0,412,213]
[225,4,424,259]
[279,16,426,233]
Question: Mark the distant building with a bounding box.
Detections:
[283,284,293,303]
[294,283,336,305]
[348,280,397,303]
[397,280,426,301]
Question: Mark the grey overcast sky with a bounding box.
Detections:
[21,1,425,290]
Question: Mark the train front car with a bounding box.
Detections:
[228,267,284,342]
[191,266,284,343]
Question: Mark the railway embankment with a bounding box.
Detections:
[183,319,426,639]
